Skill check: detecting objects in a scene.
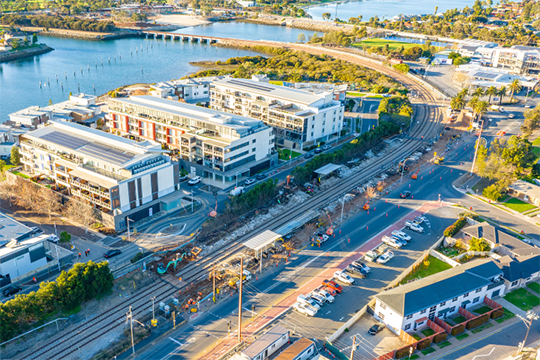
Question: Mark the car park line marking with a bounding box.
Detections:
[326,311,331,315]
[169,338,183,345]
[339,317,344,321]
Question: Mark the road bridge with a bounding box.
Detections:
[142,31,221,44]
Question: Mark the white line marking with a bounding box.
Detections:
[169,337,183,345]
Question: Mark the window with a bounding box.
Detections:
[476,288,482,293]
[252,139,256,143]
[440,301,446,306]
[252,148,256,153]
[453,297,458,302]
[511,280,519,287]
[377,312,385,320]
[420,309,427,314]
[473,297,480,303]
[380,303,387,310]
[464,293,469,297]
[404,324,411,330]
[406,314,413,320]
[450,306,456,312]
[430,306,437,312]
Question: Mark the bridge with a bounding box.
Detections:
[141,31,222,44]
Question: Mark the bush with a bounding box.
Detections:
[451,324,465,336]
[483,184,503,201]
[443,217,468,237]
[99,228,117,236]
[469,237,491,252]
[395,346,416,359]
[131,251,149,263]
[490,307,504,319]
[432,332,448,343]
[465,313,490,330]
[393,63,410,74]
[226,179,278,215]
[416,337,432,350]
[59,231,71,243]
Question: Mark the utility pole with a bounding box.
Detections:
[152,297,155,322]
[517,311,539,354]
[237,256,244,343]
[228,320,231,338]
[350,335,357,360]
[470,119,484,175]
[340,195,345,223]
[127,306,135,355]
[213,263,216,303]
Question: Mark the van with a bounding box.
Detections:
[229,186,245,197]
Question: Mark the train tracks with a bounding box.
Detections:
[17,46,441,360]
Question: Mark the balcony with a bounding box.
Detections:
[488,280,504,290]
[71,189,112,210]
[72,180,110,198]
[21,157,34,166]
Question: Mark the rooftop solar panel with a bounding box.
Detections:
[475,72,499,79]
[40,131,89,150]
[78,143,134,165]
[227,79,273,92]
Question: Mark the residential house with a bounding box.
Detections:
[150,76,229,105]
[274,337,317,360]
[19,121,179,231]
[0,125,27,160]
[233,325,290,360]
[373,259,505,335]
[508,180,540,206]
[494,254,540,292]
[210,76,345,150]
[461,224,540,258]
[107,96,275,185]
[8,106,51,128]
[44,93,104,128]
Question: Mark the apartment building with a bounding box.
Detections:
[374,260,505,335]
[150,76,229,105]
[210,77,345,150]
[107,96,275,184]
[19,121,179,231]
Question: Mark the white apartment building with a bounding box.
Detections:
[374,260,505,335]
[210,77,345,150]
[150,76,230,105]
[19,121,179,231]
[8,106,50,128]
[107,96,275,184]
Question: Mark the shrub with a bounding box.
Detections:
[490,307,504,319]
[451,324,465,336]
[423,260,430,268]
[59,231,71,243]
[465,313,490,330]
[443,217,468,237]
[432,332,448,343]
[416,337,432,350]
[131,251,148,263]
[99,228,117,236]
[395,346,416,359]
[469,237,491,252]
[393,63,410,74]
[483,184,503,201]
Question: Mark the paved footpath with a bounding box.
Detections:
[202,201,449,360]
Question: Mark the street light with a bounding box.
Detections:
[517,310,539,354]
[470,119,484,175]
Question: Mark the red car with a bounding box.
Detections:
[322,279,343,293]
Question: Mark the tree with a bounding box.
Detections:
[472,87,484,98]
[450,94,466,111]
[297,33,305,43]
[39,187,61,219]
[10,146,20,166]
[10,38,19,49]
[497,86,507,105]
[485,86,497,104]
[322,12,331,20]
[522,105,540,136]
[483,183,503,201]
[474,100,489,120]
[508,79,522,103]
[65,199,96,233]
[468,96,479,117]
[59,231,71,243]
[201,4,212,15]
[469,237,491,252]
[32,33,37,44]
[0,160,5,179]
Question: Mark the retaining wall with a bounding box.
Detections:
[429,248,461,267]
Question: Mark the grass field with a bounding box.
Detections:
[473,306,493,315]
[353,38,421,50]
[495,307,516,324]
[527,282,540,294]
[456,333,470,341]
[279,149,301,161]
[532,147,540,159]
[504,288,540,311]
[501,198,537,213]
[421,347,437,356]
[400,255,453,284]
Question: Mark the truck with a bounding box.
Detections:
[228,270,252,288]
[229,186,245,197]
[364,244,389,262]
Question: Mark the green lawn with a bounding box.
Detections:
[471,322,494,334]
[346,91,366,97]
[501,198,537,213]
[532,138,540,146]
[504,288,540,311]
[452,315,468,324]
[400,255,453,284]
[421,328,435,337]
[412,334,422,341]
[278,149,302,161]
[409,355,420,360]
[366,95,384,99]
[495,308,516,324]
[527,282,540,294]
[473,306,493,315]
[421,347,437,356]
[532,147,540,159]
[353,38,422,50]
[13,171,30,179]
[456,333,470,341]
[437,341,452,349]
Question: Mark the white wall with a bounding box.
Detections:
[374,299,404,335]
[0,249,47,280]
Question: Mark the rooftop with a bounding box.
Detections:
[375,259,503,317]
[462,224,540,257]
[495,254,540,282]
[0,213,34,252]
[509,180,540,202]
[274,338,314,360]
[242,325,289,359]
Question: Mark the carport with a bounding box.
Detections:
[314,163,342,181]
[243,230,282,272]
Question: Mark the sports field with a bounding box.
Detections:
[353,38,421,50]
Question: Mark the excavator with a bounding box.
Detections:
[434,156,445,165]
[157,247,202,274]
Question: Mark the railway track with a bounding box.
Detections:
[17,48,441,360]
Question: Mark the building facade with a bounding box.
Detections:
[107,96,275,184]
[19,121,179,230]
[210,77,345,150]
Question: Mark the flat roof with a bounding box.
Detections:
[274,338,314,360]
[243,230,282,252]
[242,325,289,359]
[314,163,342,176]
[275,210,319,236]
[509,180,540,200]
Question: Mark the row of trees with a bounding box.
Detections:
[0,261,114,342]
[450,81,522,116]
[359,42,435,62]
[226,178,277,214]
[1,14,115,32]
[378,96,413,126]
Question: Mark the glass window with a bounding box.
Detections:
[440,302,446,306]
[404,324,411,330]
[464,293,469,297]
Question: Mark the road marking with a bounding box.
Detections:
[339,317,344,321]
[326,311,331,315]
[169,337,183,345]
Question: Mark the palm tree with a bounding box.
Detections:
[485,86,497,104]
[508,79,522,103]
[457,87,470,98]
[450,94,466,111]
[498,86,507,105]
[472,87,484,98]
[474,100,489,121]
[468,96,479,119]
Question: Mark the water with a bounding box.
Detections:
[306,0,478,21]
[0,22,314,122]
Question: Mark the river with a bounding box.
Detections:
[0,22,316,122]
[306,0,478,21]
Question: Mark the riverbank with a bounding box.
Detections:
[239,16,354,34]
[18,27,140,41]
[0,44,54,63]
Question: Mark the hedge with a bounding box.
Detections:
[466,313,490,330]
[432,332,448,343]
[490,307,504,319]
[443,216,468,237]
[395,346,416,359]
[416,337,432,350]
[451,324,465,336]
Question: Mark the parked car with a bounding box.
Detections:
[294,302,317,316]
[377,251,394,264]
[508,113,515,119]
[404,221,424,233]
[382,235,402,249]
[313,289,335,303]
[399,191,412,198]
[297,294,321,310]
[2,284,22,297]
[256,173,267,180]
[333,271,354,285]
[368,323,386,335]
[414,216,427,225]
[47,235,60,244]
[314,148,323,154]
[316,233,329,243]
[322,279,343,293]
[103,249,122,258]
[392,236,407,246]
[352,260,371,273]
[322,144,332,150]
[322,286,337,297]
[188,176,202,185]
[304,153,314,159]
[244,178,256,186]
[392,230,411,242]
[310,293,326,306]
[346,264,366,277]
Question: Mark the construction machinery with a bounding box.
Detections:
[185,247,202,261]
[325,213,334,235]
[434,156,445,165]
[411,167,420,179]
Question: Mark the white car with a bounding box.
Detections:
[322,144,332,150]
[297,294,321,310]
[318,234,329,243]
[47,235,60,243]
[310,293,326,306]
[413,216,427,225]
[333,271,354,285]
[293,302,317,316]
[392,230,411,241]
[404,221,424,233]
[313,289,335,303]
[188,176,202,185]
[382,235,402,249]
[377,251,394,264]
[508,113,515,119]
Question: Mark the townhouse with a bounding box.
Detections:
[374,260,506,335]
[210,76,345,150]
[107,96,275,185]
[19,121,179,231]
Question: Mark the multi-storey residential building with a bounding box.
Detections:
[150,76,229,105]
[374,259,505,335]
[210,77,345,150]
[19,121,179,231]
[107,96,275,185]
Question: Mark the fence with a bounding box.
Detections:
[429,248,461,267]
[111,253,154,279]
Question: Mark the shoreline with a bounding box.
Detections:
[0,44,54,63]
[238,17,353,33]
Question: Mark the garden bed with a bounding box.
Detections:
[400,255,453,284]
[437,245,466,258]
[495,308,515,324]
